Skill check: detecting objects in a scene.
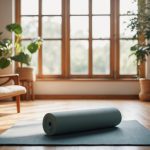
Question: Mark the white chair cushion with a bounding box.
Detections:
[0,85,26,98]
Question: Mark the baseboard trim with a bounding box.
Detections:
[35,95,139,100]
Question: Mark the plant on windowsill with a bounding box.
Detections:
[0,23,42,81]
[127,0,150,101]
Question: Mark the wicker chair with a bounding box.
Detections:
[0,74,26,113]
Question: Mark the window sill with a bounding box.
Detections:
[36,77,139,82]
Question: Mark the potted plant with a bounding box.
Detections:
[0,23,42,81]
[127,0,150,101]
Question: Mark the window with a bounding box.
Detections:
[16,0,139,79]
[119,0,138,76]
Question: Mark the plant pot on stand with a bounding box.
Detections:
[0,23,42,100]
[17,67,36,100]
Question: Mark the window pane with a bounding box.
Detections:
[120,40,137,75]
[21,17,38,38]
[42,0,61,15]
[42,41,61,75]
[120,16,137,38]
[70,16,89,39]
[70,0,88,15]
[93,40,110,74]
[120,0,137,14]
[71,40,88,75]
[21,40,38,73]
[42,17,62,38]
[92,16,110,38]
[92,0,110,14]
[21,0,38,15]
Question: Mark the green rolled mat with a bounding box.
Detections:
[43,107,122,136]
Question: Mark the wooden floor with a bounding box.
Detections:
[0,99,150,150]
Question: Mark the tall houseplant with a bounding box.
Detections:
[128,0,150,76]
[127,0,150,101]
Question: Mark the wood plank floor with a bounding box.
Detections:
[0,99,150,150]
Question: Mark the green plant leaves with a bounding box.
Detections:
[27,38,42,54]
[0,39,12,48]
[27,42,39,54]
[0,58,10,69]
[0,23,42,68]
[129,43,150,64]
[130,45,138,51]
[6,23,22,35]
[0,39,12,60]
[11,52,31,65]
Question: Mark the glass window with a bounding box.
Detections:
[70,0,88,15]
[42,17,62,39]
[120,40,137,75]
[21,17,38,38]
[42,41,62,75]
[21,0,38,15]
[92,16,110,39]
[93,40,110,74]
[120,0,137,14]
[70,40,88,75]
[18,0,138,79]
[120,16,137,38]
[92,0,110,14]
[70,16,89,39]
[42,0,62,15]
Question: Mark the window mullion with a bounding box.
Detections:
[62,0,66,78]
[110,0,117,79]
[65,0,70,78]
[114,0,120,79]
[89,0,93,77]
[38,0,43,76]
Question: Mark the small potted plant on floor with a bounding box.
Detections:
[127,0,150,101]
[6,23,42,81]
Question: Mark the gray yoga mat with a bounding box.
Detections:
[0,120,150,145]
[43,108,122,135]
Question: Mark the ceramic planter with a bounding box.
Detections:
[17,67,36,81]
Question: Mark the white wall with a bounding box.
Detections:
[0,0,14,75]
[34,81,139,95]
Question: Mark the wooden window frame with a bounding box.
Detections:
[116,0,140,79]
[15,0,141,80]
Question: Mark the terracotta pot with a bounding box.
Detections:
[17,67,36,81]
[137,63,145,78]
[139,79,150,101]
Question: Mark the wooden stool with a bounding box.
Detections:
[17,67,36,101]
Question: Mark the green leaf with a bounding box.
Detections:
[11,52,31,65]
[6,23,22,35]
[130,45,138,51]
[0,58,10,69]
[0,39,12,50]
[27,42,38,54]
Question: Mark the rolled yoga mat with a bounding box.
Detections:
[43,107,122,136]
